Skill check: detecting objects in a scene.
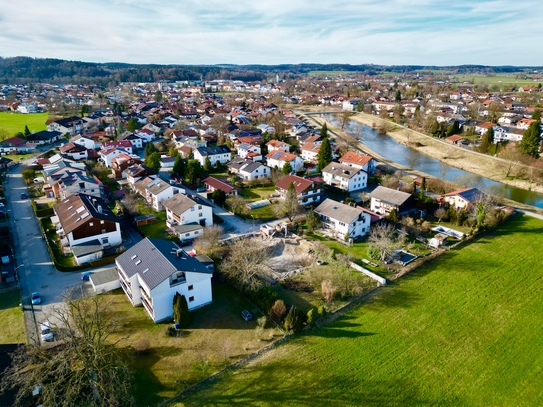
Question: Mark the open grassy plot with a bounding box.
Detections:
[106,283,281,406]
[239,186,276,201]
[138,211,168,239]
[0,112,48,136]
[453,74,540,87]
[307,71,358,77]
[174,214,543,406]
[0,289,26,344]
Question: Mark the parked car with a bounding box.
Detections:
[20,192,28,200]
[196,187,207,193]
[40,322,53,342]
[241,310,253,321]
[31,292,41,305]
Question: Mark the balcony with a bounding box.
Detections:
[141,296,154,319]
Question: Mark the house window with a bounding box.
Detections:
[191,207,195,212]
[199,213,203,217]
[100,220,104,224]
[171,272,186,285]
[101,229,106,234]
[89,222,94,227]
[188,285,194,291]
[189,296,194,302]
[198,205,202,210]
[185,233,190,237]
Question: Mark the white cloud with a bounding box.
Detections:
[0,0,542,65]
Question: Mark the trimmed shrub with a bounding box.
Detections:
[306,308,318,325]
[317,305,327,318]
[284,306,306,333]
[173,292,191,328]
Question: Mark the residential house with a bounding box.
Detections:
[162,193,213,241]
[0,137,32,154]
[474,122,496,135]
[53,172,105,201]
[72,134,99,150]
[339,151,376,174]
[116,238,213,323]
[343,99,362,111]
[194,145,232,167]
[123,164,157,187]
[26,130,63,145]
[266,151,304,172]
[301,143,321,162]
[111,154,143,179]
[236,143,262,160]
[266,140,290,153]
[369,186,415,216]
[227,158,271,181]
[53,194,121,255]
[59,142,88,161]
[442,187,484,211]
[322,162,367,192]
[202,177,239,197]
[102,140,133,155]
[314,198,370,240]
[47,116,86,135]
[275,175,321,206]
[99,147,129,167]
[118,132,144,149]
[134,177,181,211]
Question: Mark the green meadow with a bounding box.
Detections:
[0,112,48,136]
[173,214,543,406]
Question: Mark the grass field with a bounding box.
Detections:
[0,112,48,136]
[307,71,358,77]
[453,74,541,87]
[0,289,26,344]
[173,214,543,406]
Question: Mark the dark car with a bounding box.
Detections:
[241,310,253,322]
[20,192,28,200]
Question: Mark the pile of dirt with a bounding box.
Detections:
[264,237,315,276]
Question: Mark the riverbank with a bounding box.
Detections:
[349,113,543,195]
[297,109,543,214]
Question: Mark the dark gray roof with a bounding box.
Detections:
[322,162,364,180]
[90,267,119,286]
[116,238,211,290]
[162,193,197,216]
[72,239,103,257]
[172,222,203,234]
[370,186,412,206]
[240,161,267,173]
[314,198,365,224]
[196,145,231,156]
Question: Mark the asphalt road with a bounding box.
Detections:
[4,165,112,344]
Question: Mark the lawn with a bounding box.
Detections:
[307,71,358,77]
[453,74,540,87]
[239,186,276,201]
[0,289,26,344]
[138,211,169,239]
[174,214,543,406]
[105,284,281,406]
[0,112,48,136]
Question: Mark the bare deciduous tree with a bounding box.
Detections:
[220,238,273,288]
[1,291,134,407]
[193,225,225,257]
[367,222,405,261]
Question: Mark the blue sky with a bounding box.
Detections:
[1,0,542,66]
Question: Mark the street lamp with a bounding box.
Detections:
[13,264,24,282]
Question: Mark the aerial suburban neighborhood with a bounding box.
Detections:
[0,15,542,405]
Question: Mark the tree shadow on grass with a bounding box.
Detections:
[128,346,184,406]
[176,358,465,407]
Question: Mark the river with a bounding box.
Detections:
[321,114,543,208]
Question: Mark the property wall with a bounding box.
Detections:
[74,250,103,265]
[92,279,121,294]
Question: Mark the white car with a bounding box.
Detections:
[40,322,53,342]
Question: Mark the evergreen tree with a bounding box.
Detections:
[479,128,493,154]
[185,159,205,184]
[144,152,161,171]
[520,121,541,158]
[204,154,212,172]
[172,155,185,177]
[395,89,402,102]
[284,306,306,333]
[320,123,328,138]
[356,101,364,112]
[316,137,332,172]
[281,161,293,175]
[173,292,191,328]
[211,189,227,207]
[532,109,541,121]
[126,117,140,132]
[145,141,158,157]
[24,125,31,136]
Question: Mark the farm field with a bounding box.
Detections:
[453,74,541,87]
[0,112,48,136]
[173,214,543,406]
[307,70,358,77]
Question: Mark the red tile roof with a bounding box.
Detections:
[275,175,313,194]
[339,151,372,166]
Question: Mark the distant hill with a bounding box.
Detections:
[0,56,541,85]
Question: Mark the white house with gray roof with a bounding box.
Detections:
[369,186,415,216]
[322,162,367,192]
[314,198,371,240]
[116,238,213,323]
[134,177,182,211]
[162,193,213,242]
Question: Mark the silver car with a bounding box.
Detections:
[40,321,53,342]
